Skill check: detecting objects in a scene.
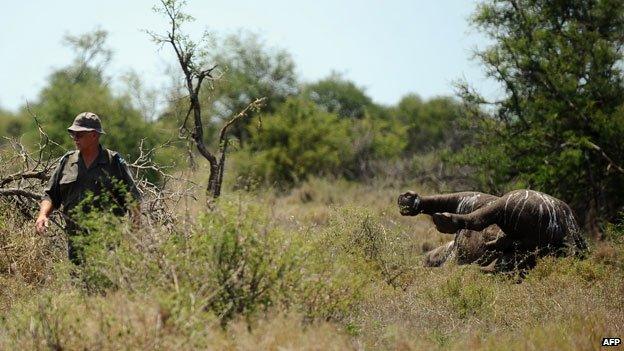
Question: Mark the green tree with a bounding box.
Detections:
[302,72,375,119]
[393,94,464,154]
[205,32,298,143]
[235,97,352,186]
[342,113,407,180]
[0,108,24,142]
[299,74,407,179]
[457,0,624,237]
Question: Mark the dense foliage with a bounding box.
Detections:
[234,98,352,186]
[204,32,299,143]
[0,108,24,141]
[456,0,624,233]
[301,72,375,120]
[393,94,466,153]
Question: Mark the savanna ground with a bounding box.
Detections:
[1,174,623,350]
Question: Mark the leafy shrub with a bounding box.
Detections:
[437,269,495,319]
[342,115,407,180]
[0,109,25,141]
[320,207,422,289]
[605,213,624,244]
[301,72,374,120]
[192,203,303,325]
[234,97,352,187]
[69,198,302,323]
[65,195,373,325]
[527,251,615,284]
[392,94,465,154]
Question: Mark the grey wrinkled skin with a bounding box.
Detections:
[399,190,588,272]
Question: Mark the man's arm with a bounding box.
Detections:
[36,155,66,234]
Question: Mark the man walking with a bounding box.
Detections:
[35,112,140,264]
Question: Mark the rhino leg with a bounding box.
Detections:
[423,241,455,267]
[484,232,513,251]
[432,203,501,234]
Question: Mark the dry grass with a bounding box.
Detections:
[0,178,622,350]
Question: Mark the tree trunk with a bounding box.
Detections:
[207,163,220,199]
[585,153,603,241]
[585,195,603,241]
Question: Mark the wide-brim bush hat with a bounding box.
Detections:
[67,112,106,134]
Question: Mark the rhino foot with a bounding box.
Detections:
[433,212,459,234]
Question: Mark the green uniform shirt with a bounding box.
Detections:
[43,145,140,216]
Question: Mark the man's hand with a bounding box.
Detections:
[36,199,54,234]
[35,214,50,234]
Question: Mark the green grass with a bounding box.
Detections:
[0,178,622,350]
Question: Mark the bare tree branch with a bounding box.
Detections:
[153,0,265,200]
[585,141,624,175]
[0,171,49,188]
[218,97,267,143]
[0,188,42,200]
